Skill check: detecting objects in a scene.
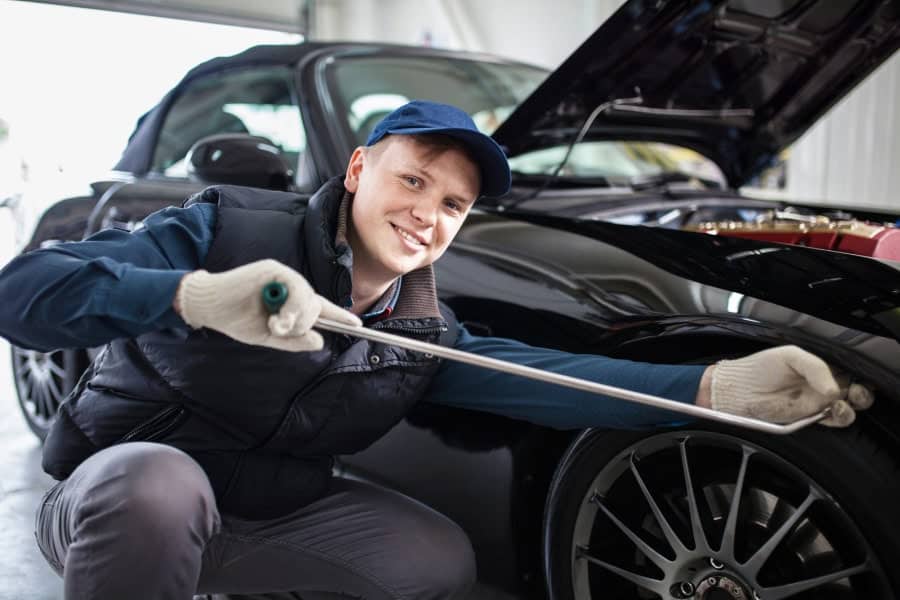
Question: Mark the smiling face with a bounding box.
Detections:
[343,135,481,288]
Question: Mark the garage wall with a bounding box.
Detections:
[786,51,900,211]
[439,0,624,68]
[314,0,623,68]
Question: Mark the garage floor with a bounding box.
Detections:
[0,343,63,600]
[0,208,64,599]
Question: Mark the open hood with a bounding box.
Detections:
[492,0,900,189]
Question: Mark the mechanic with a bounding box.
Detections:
[0,101,873,600]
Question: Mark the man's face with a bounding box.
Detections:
[344,135,481,282]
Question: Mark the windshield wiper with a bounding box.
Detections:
[627,171,723,192]
[509,171,611,188]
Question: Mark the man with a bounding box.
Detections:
[0,101,872,600]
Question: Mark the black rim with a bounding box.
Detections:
[11,346,67,430]
[568,431,890,599]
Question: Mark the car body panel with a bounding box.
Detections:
[504,209,900,342]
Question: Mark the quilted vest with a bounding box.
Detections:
[42,177,455,519]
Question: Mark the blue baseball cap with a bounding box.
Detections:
[365,100,511,198]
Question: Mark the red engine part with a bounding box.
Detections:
[721,227,900,260]
[690,217,900,261]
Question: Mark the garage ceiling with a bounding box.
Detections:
[20,0,310,32]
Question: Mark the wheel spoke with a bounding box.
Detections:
[629,452,689,554]
[47,359,66,379]
[16,356,32,378]
[39,380,55,417]
[742,488,818,577]
[46,375,63,405]
[27,378,42,414]
[576,545,667,595]
[34,380,50,417]
[758,562,869,600]
[679,439,711,553]
[593,495,674,570]
[21,375,34,405]
[721,446,754,560]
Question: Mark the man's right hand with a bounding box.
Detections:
[700,345,874,427]
[174,259,361,352]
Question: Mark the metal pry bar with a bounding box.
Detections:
[314,317,828,435]
[260,281,827,435]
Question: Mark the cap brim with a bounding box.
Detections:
[380,126,511,198]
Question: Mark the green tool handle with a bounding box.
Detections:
[262,281,288,314]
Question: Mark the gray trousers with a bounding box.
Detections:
[34,442,476,600]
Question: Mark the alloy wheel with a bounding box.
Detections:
[568,431,889,599]
[11,346,73,437]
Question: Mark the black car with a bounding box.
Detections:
[7,1,900,599]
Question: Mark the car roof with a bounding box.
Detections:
[113,41,533,175]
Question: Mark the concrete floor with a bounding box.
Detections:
[0,343,63,600]
[0,210,64,599]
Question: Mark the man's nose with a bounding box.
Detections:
[410,199,437,226]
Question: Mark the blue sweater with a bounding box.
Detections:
[0,203,705,429]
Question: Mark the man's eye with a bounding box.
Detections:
[404,176,422,188]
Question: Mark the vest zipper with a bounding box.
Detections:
[370,323,447,336]
[119,405,187,443]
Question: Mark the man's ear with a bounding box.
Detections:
[343,147,366,193]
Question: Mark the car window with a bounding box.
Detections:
[328,56,548,145]
[151,67,303,176]
[508,141,725,184]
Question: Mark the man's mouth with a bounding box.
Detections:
[391,224,428,247]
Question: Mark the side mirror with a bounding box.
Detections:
[186,134,294,191]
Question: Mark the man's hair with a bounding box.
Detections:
[367,133,477,167]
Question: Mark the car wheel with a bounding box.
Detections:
[543,425,899,600]
[11,346,87,441]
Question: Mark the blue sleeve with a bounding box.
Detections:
[0,203,217,351]
[425,326,707,429]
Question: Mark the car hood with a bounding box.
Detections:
[492,0,900,188]
[507,210,900,343]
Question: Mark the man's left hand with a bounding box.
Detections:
[699,345,874,427]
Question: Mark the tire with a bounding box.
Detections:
[543,424,900,600]
[11,346,88,441]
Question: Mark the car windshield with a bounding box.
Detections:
[329,55,546,145]
[328,55,725,186]
[511,141,726,186]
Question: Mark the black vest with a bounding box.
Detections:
[42,178,457,519]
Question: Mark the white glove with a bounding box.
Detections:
[711,345,874,427]
[175,259,361,352]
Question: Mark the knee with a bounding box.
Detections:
[402,517,476,600]
[76,443,218,539]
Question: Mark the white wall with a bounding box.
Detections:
[446,0,624,68]
[786,51,900,211]
[313,0,624,68]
